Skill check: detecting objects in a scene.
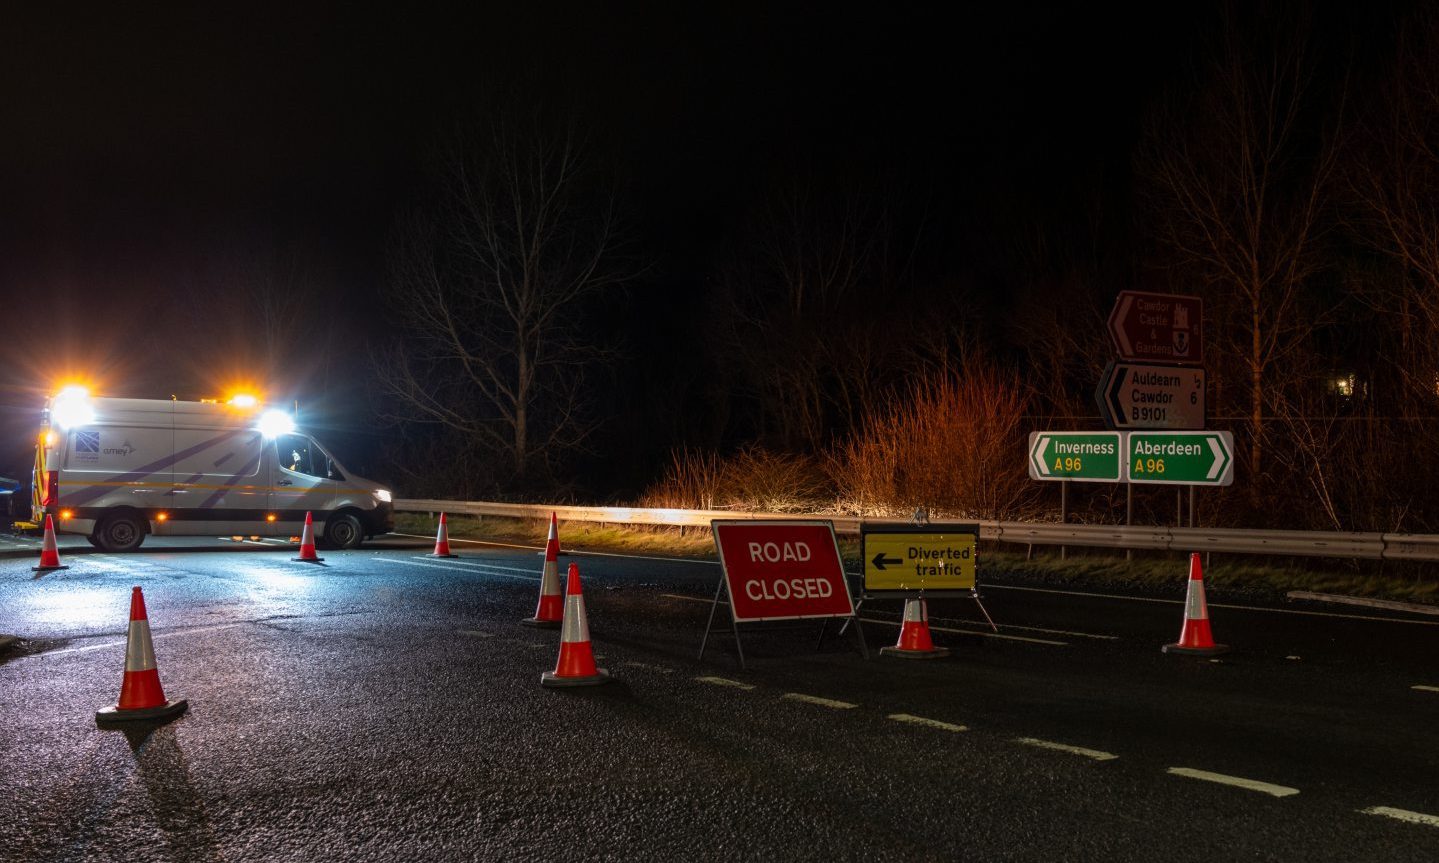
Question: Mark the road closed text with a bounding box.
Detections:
[712,521,855,621]
[744,576,834,601]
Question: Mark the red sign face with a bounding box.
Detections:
[1108,291,1204,366]
[712,521,855,622]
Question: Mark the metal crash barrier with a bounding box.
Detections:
[392,499,1439,563]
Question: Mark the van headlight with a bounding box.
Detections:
[373,489,392,503]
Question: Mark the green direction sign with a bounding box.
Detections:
[1127,431,1234,486]
[1028,432,1124,483]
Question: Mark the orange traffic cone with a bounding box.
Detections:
[523,513,563,627]
[32,514,68,573]
[291,511,325,563]
[427,512,459,558]
[1163,553,1228,656]
[96,586,188,724]
[541,563,612,687]
[880,597,950,659]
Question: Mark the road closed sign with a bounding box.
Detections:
[862,524,979,593]
[711,521,855,622]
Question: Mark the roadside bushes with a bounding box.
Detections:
[642,367,1037,521]
[829,367,1039,520]
[641,446,830,512]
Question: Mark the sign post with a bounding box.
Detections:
[1126,431,1235,486]
[702,520,864,669]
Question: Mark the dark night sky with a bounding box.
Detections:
[0,2,1406,485]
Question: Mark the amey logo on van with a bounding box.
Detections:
[102,440,136,457]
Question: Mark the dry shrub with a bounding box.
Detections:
[641,446,831,512]
[829,367,1040,519]
[641,448,726,510]
[721,446,831,512]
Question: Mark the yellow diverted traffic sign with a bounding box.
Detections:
[862,525,978,593]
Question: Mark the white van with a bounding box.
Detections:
[33,390,394,551]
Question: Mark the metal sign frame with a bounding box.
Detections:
[700,519,867,669]
[844,521,998,637]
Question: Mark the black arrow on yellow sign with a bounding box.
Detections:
[871,552,903,570]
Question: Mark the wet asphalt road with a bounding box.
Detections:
[2,532,1439,862]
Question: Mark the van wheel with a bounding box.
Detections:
[325,512,364,550]
[96,515,145,552]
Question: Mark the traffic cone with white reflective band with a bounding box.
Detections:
[32,514,68,573]
[541,563,612,687]
[427,512,458,558]
[292,511,324,563]
[880,597,950,659]
[96,587,187,725]
[523,513,564,627]
[1163,553,1228,656]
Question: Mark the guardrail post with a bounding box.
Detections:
[1060,480,1068,562]
[1125,483,1134,562]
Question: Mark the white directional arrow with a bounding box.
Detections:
[1206,437,1224,480]
[1031,434,1052,477]
[1109,294,1135,356]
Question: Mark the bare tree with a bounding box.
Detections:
[1349,11,1439,418]
[380,115,630,485]
[709,175,931,451]
[1138,8,1341,497]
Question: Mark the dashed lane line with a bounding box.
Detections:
[860,617,1067,647]
[1360,806,1439,828]
[888,713,968,733]
[1166,767,1299,797]
[30,623,250,658]
[1412,685,1439,693]
[374,556,539,581]
[781,693,859,710]
[1014,737,1118,761]
[653,592,1070,647]
[422,558,550,576]
[623,661,674,673]
[988,583,1439,626]
[695,676,755,691]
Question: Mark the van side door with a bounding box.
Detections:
[271,433,335,537]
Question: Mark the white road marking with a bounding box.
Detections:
[658,594,1066,646]
[1166,767,1299,797]
[860,617,1067,647]
[33,623,249,658]
[374,556,539,581]
[989,583,1439,626]
[781,693,858,710]
[456,630,494,638]
[1360,806,1439,828]
[695,676,755,690]
[1412,685,1439,693]
[1014,737,1117,761]
[857,607,1115,640]
[623,661,674,673]
[424,558,546,576]
[889,713,968,733]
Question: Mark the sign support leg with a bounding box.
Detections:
[698,575,731,664]
[972,589,999,633]
[849,613,869,659]
[1189,487,1196,528]
[837,596,866,637]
